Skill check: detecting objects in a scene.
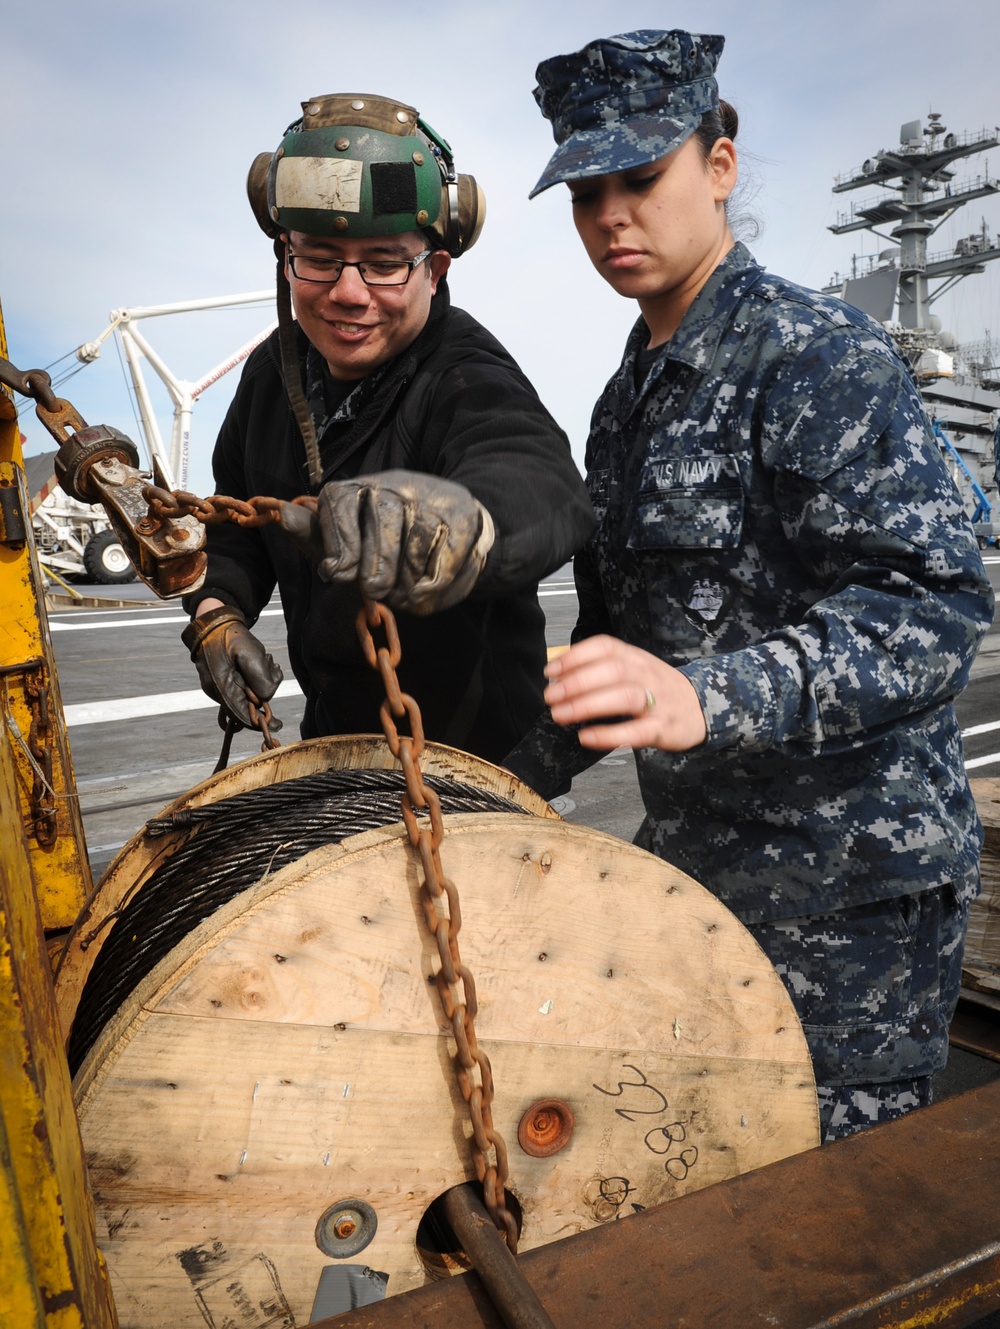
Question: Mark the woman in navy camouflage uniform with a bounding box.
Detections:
[506,29,994,1142]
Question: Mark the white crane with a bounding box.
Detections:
[76,289,276,491]
[29,290,276,587]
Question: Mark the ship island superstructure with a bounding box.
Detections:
[825,113,1000,537]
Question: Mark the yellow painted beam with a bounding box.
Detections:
[0,727,117,1327]
[0,1106,48,1325]
[0,303,92,928]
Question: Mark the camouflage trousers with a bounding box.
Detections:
[746,870,977,1144]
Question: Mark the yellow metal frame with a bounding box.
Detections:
[0,731,117,1328]
[0,308,92,927]
[0,298,116,1326]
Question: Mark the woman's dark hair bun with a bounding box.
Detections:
[695,101,739,156]
[719,99,739,141]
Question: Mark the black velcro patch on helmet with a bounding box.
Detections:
[370,162,418,215]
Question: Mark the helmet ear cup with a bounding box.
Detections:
[454,174,486,255]
[435,174,486,256]
[247,152,282,238]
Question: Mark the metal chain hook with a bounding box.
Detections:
[0,356,60,411]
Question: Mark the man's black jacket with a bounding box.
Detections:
[184,286,595,762]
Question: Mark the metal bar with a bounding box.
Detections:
[0,720,117,1327]
[118,320,187,409]
[109,291,273,320]
[317,1079,1000,1329]
[189,322,278,398]
[118,330,171,487]
[170,394,193,491]
[0,359,92,926]
[439,1186,557,1329]
[950,995,1000,1062]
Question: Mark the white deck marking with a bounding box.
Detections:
[961,719,1000,738]
[50,607,285,632]
[965,752,1000,770]
[54,589,1000,773]
[50,586,578,627]
[63,678,303,726]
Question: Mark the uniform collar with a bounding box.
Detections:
[664,241,761,371]
[622,241,761,383]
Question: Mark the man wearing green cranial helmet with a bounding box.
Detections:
[181,92,594,761]
[249,94,485,249]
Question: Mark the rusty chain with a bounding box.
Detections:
[356,598,519,1253]
[143,485,314,529]
[0,356,62,412]
[0,355,97,444]
[246,694,280,748]
[148,485,519,1248]
[210,691,281,773]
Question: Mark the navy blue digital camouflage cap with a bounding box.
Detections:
[530,29,724,197]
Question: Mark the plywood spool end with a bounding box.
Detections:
[71,814,819,1328]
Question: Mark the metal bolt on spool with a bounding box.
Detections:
[316,1199,378,1259]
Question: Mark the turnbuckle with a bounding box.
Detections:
[0,356,207,598]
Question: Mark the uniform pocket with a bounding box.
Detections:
[749,887,969,1084]
[627,454,745,551]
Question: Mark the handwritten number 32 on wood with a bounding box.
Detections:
[592,1064,669,1121]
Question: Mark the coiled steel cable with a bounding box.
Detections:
[68,769,525,1075]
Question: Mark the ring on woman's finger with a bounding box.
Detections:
[643,688,656,714]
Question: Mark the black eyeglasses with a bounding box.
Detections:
[287,248,433,287]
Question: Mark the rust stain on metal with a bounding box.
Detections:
[517,1099,575,1158]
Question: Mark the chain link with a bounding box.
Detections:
[143,486,314,529]
[0,356,92,444]
[247,695,281,750]
[356,598,519,1253]
[0,356,61,412]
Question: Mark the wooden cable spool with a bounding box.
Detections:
[55,736,819,1328]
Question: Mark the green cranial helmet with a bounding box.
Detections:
[247,93,486,257]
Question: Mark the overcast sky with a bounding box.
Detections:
[3,0,1000,497]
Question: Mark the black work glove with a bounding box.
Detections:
[181,605,283,732]
[287,469,495,615]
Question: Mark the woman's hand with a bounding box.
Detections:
[544,635,707,752]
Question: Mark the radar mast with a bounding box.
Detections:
[826,113,1000,528]
[827,114,1000,361]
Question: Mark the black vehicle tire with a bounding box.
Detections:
[83,530,136,584]
[978,535,989,550]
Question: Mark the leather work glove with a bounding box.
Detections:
[283,469,495,616]
[181,605,283,732]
